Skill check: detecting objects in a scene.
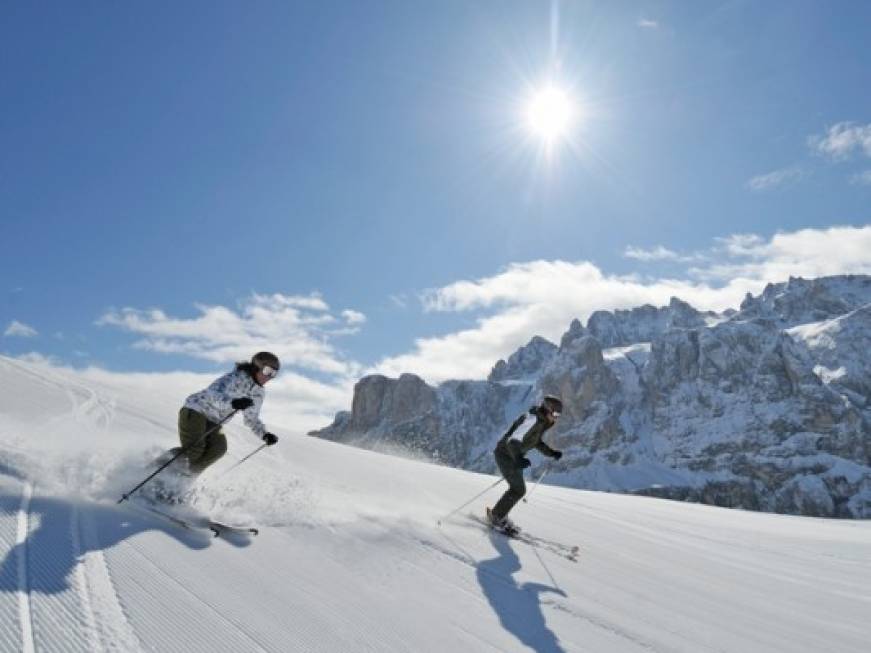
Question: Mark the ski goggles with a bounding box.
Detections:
[260,365,279,379]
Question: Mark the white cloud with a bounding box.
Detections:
[850,170,871,186]
[4,320,38,338]
[714,233,766,257]
[98,292,362,378]
[695,225,871,283]
[342,309,366,325]
[372,225,871,384]
[90,291,368,432]
[623,245,702,263]
[746,166,805,191]
[637,18,659,29]
[809,122,871,160]
[624,245,680,261]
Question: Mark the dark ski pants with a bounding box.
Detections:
[491,443,526,521]
[178,407,227,474]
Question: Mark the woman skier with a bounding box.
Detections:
[179,351,281,472]
[487,395,564,534]
[150,352,281,502]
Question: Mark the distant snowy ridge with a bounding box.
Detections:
[312,275,871,518]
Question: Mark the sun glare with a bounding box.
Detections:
[526,85,575,145]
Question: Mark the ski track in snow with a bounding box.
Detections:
[63,384,116,432]
[72,505,142,653]
[25,488,101,652]
[16,483,34,653]
[99,519,415,652]
[0,476,142,653]
[115,541,269,652]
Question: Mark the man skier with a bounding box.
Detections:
[151,351,281,502]
[487,395,564,534]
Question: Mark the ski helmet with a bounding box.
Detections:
[542,395,563,415]
[251,351,281,375]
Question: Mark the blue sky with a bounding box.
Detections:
[2,2,871,398]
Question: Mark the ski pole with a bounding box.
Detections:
[218,442,269,479]
[117,410,237,504]
[522,461,552,503]
[437,477,504,526]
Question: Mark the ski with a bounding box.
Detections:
[470,513,580,563]
[128,501,215,535]
[515,531,579,561]
[207,520,259,537]
[127,501,257,538]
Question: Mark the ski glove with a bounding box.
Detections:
[231,397,254,410]
[552,450,563,461]
[262,433,278,446]
[519,457,532,469]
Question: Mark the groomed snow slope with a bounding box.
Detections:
[0,355,869,652]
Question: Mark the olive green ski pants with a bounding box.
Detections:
[178,407,227,474]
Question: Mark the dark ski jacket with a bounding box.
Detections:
[498,410,559,463]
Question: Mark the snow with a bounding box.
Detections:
[788,320,840,349]
[602,343,652,362]
[812,365,848,384]
[1,354,870,652]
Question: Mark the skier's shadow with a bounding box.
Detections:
[476,532,568,653]
[0,490,224,596]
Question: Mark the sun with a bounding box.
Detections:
[525,84,576,145]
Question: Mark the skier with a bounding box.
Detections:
[151,351,281,502]
[487,395,564,534]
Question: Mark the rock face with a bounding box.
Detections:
[310,275,871,518]
[314,373,534,467]
[736,275,871,326]
[315,373,441,457]
[489,336,558,383]
[559,297,714,350]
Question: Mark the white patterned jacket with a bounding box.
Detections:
[184,369,268,438]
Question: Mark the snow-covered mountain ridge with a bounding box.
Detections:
[312,275,871,518]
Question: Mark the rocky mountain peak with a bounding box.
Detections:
[488,335,558,382]
[736,274,871,326]
[349,373,436,431]
[559,298,712,350]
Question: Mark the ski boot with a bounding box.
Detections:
[486,507,519,536]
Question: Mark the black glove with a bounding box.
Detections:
[262,432,278,446]
[519,457,532,469]
[231,397,254,410]
[552,450,563,461]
